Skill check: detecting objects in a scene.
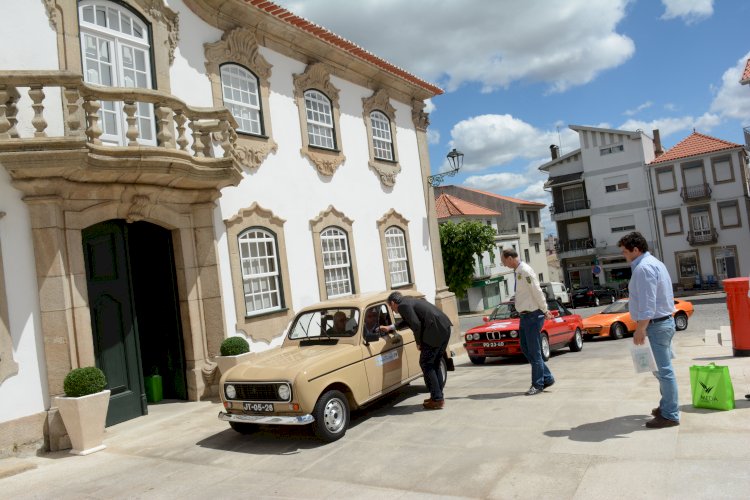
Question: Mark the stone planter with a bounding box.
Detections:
[216,352,253,377]
[55,389,111,455]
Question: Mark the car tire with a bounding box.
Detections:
[674,312,688,331]
[229,421,258,434]
[611,322,626,340]
[541,334,550,361]
[594,297,600,307]
[469,355,486,365]
[438,356,448,389]
[569,328,583,352]
[311,389,349,442]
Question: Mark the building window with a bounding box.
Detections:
[600,144,624,155]
[304,90,335,150]
[718,201,741,229]
[370,111,393,161]
[524,249,530,261]
[385,227,410,287]
[220,64,262,135]
[610,214,635,232]
[604,174,629,193]
[675,251,699,280]
[238,228,282,314]
[538,273,544,282]
[662,209,683,235]
[321,227,353,298]
[535,242,540,253]
[519,210,525,222]
[362,89,401,186]
[527,211,539,228]
[711,156,734,184]
[655,166,676,192]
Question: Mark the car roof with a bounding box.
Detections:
[296,289,425,313]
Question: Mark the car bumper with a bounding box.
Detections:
[218,411,314,426]
[464,342,522,357]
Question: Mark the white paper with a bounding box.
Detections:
[630,337,657,373]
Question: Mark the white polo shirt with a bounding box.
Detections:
[514,261,549,314]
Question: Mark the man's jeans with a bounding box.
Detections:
[647,317,679,421]
[420,339,449,401]
[519,310,554,389]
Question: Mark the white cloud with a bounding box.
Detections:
[660,0,713,24]
[423,99,436,114]
[619,112,720,138]
[513,181,550,206]
[273,0,635,93]
[426,129,441,145]
[710,51,750,121]
[463,172,528,191]
[623,101,653,116]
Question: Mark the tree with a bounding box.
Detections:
[439,220,497,299]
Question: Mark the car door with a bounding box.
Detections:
[361,303,407,396]
[550,301,577,346]
[545,301,569,346]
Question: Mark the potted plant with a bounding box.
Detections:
[55,366,110,455]
[216,336,252,376]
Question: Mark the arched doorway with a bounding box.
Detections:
[82,220,186,426]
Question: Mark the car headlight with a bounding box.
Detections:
[509,330,518,338]
[225,384,236,399]
[278,384,291,401]
[465,333,473,341]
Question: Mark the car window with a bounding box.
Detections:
[288,308,360,339]
[602,301,629,314]
[363,304,391,333]
[489,303,518,320]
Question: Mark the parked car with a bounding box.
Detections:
[217,290,455,442]
[541,281,571,306]
[582,298,694,340]
[463,299,583,365]
[571,286,617,307]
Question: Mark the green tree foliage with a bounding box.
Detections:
[439,220,497,299]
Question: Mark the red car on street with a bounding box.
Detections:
[464,299,584,365]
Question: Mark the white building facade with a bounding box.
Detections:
[0,0,454,454]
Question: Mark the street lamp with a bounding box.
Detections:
[427,148,464,187]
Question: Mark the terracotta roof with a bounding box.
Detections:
[649,131,743,165]
[460,186,546,207]
[741,58,750,85]
[435,194,501,218]
[244,0,443,96]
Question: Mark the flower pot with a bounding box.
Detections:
[216,352,253,377]
[55,389,111,455]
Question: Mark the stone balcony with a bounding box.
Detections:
[0,70,242,195]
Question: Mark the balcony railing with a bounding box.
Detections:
[680,183,712,202]
[687,228,718,245]
[549,199,590,215]
[555,237,596,254]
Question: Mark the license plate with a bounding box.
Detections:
[243,402,274,412]
[482,342,504,347]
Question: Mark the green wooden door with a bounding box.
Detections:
[83,221,146,426]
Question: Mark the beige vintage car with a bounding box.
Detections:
[218,290,455,442]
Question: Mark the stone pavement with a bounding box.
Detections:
[1,335,749,499]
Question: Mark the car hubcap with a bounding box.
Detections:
[677,316,686,329]
[576,330,582,348]
[323,398,346,433]
[542,338,550,358]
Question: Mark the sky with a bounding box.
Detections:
[274,0,750,233]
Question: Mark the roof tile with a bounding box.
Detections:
[435,194,501,218]
[649,131,743,165]
[459,186,546,206]
[742,58,750,85]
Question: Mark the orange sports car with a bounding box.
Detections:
[582,299,694,340]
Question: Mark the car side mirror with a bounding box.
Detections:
[482,316,489,323]
[363,331,381,343]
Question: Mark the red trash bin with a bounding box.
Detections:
[723,277,750,357]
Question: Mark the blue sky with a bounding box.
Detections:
[276,0,749,229]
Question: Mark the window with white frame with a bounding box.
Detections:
[370,111,393,161]
[610,214,635,232]
[600,144,624,155]
[604,174,629,193]
[321,227,353,297]
[304,90,335,149]
[221,64,262,135]
[238,228,282,314]
[385,227,410,286]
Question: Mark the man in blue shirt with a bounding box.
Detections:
[618,232,679,428]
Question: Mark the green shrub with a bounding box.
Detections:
[220,336,250,356]
[63,367,107,397]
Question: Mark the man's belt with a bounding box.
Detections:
[650,315,671,323]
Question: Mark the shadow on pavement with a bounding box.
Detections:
[462,392,525,400]
[544,414,650,442]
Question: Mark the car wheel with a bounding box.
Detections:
[594,297,600,307]
[611,322,626,340]
[541,334,550,361]
[229,421,258,434]
[569,328,583,352]
[311,390,349,442]
[674,312,688,331]
[438,356,448,389]
[469,355,486,365]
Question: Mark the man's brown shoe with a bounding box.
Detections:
[423,399,444,410]
[651,407,660,417]
[424,398,433,404]
[645,414,679,428]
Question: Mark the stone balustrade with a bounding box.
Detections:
[0,70,238,160]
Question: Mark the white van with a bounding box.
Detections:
[541,282,570,306]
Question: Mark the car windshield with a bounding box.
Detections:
[601,301,629,314]
[288,308,360,339]
[489,303,518,320]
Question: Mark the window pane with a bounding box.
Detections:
[221,65,262,135]
[305,90,335,149]
[239,228,282,314]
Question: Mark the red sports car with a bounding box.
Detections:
[464,299,584,365]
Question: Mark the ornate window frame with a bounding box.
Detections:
[293,63,345,176]
[310,206,359,300]
[205,27,277,170]
[0,211,19,385]
[225,203,293,343]
[362,89,401,186]
[377,209,414,290]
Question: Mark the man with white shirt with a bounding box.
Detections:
[501,248,554,396]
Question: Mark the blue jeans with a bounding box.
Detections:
[519,310,554,389]
[420,339,449,401]
[647,317,679,421]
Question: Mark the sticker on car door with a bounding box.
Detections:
[375,350,399,366]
